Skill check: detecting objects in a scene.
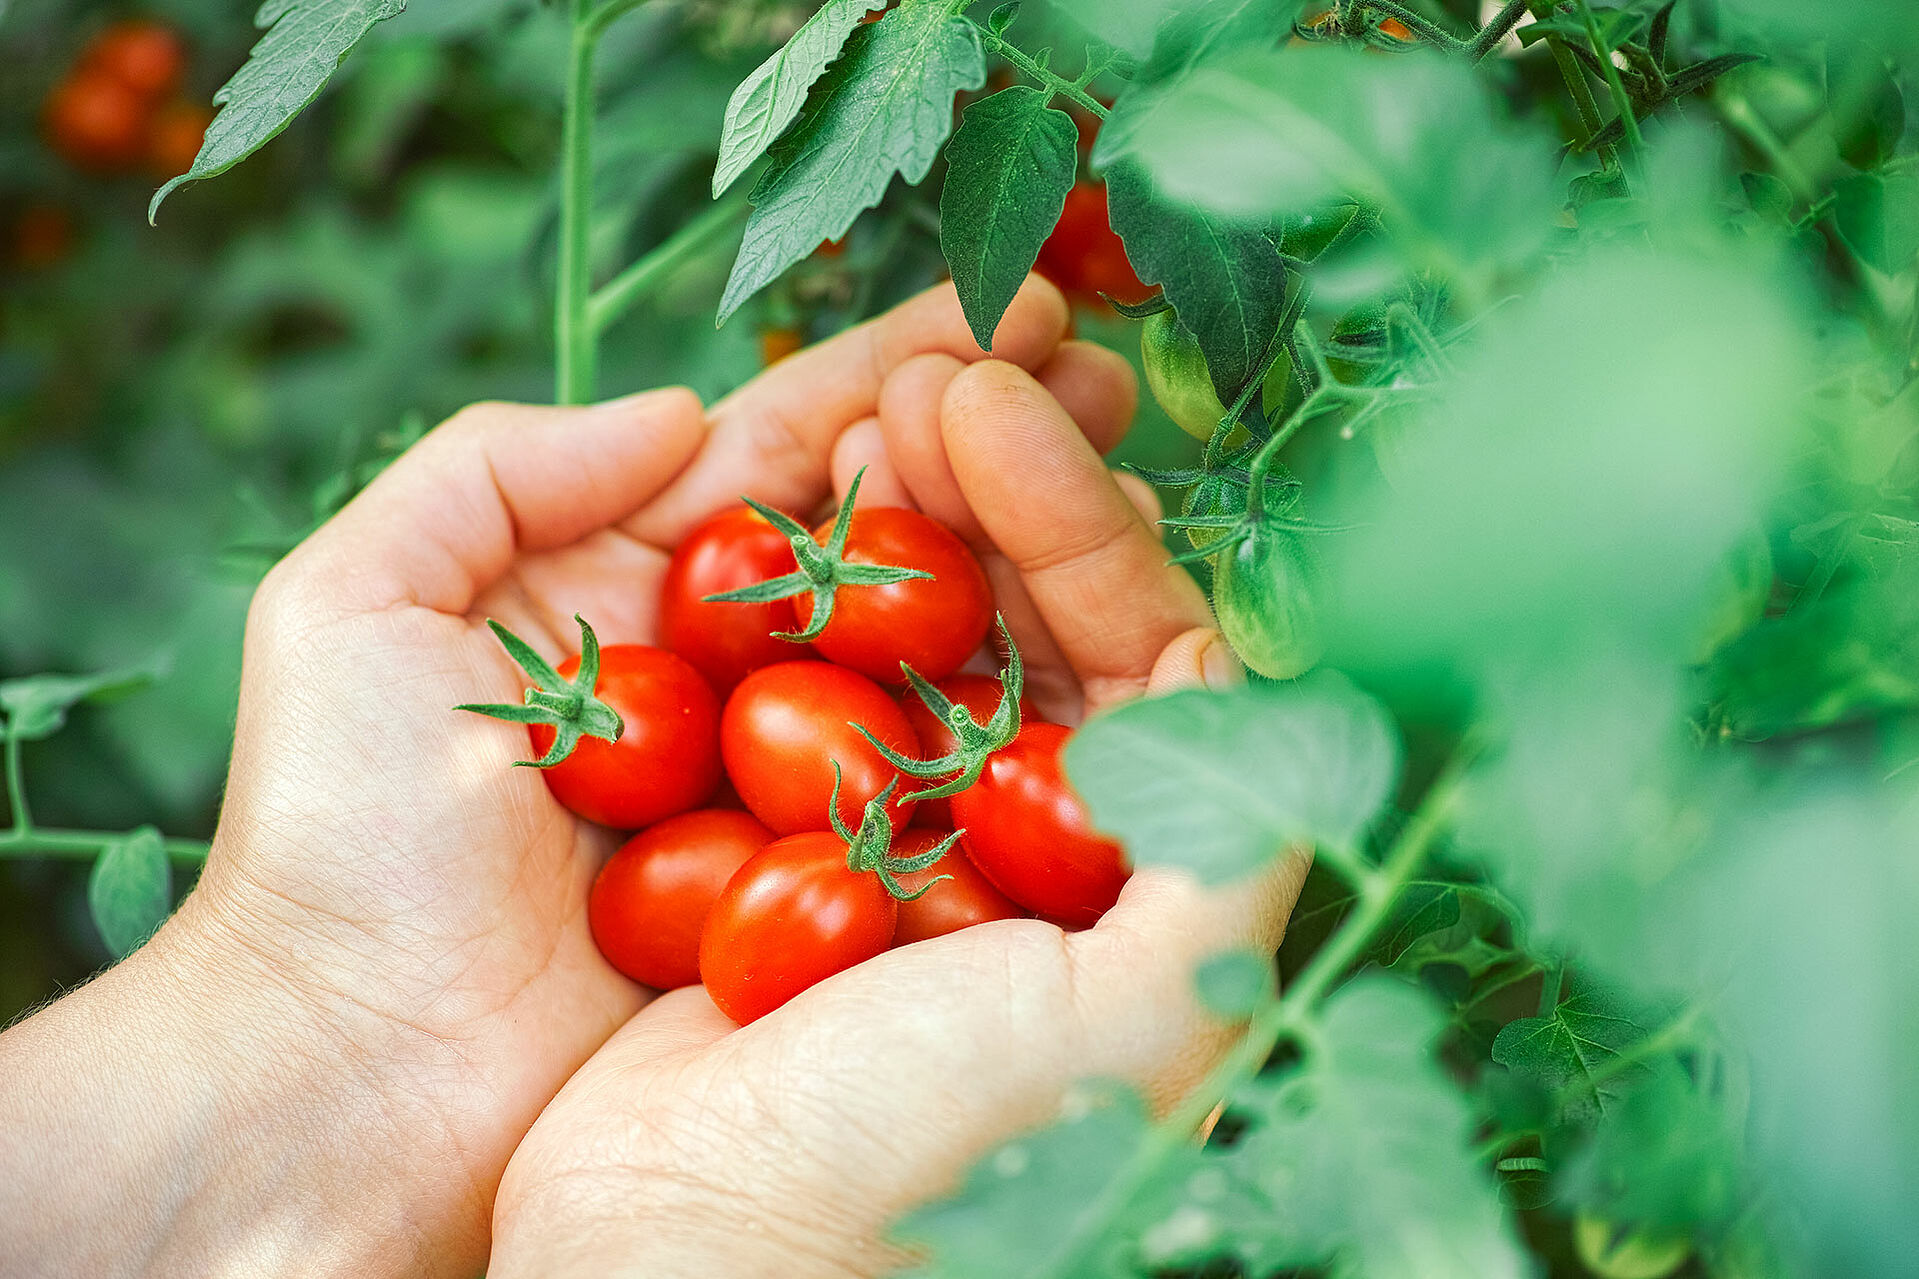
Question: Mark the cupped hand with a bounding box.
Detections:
[28,279,1089,1278]
[486,339,1311,1277]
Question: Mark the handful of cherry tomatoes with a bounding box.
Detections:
[462,473,1129,1024]
[42,18,211,179]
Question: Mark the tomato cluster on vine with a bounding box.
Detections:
[462,474,1128,1024]
[42,18,211,179]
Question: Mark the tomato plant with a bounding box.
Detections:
[950,722,1128,927]
[660,506,808,693]
[11,0,1919,1274]
[589,807,773,989]
[720,659,920,835]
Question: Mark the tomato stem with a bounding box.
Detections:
[455,615,626,768]
[856,618,1024,800]
[3,724,30,836]
[976,25,1111,120]
[0,828,209,863]
[588,191,749,335]
[1574,0,1643,151]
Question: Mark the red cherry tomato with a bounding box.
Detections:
[700,831,898,1023]
[589,809,773,989]
[43,71,148,172]
[528,645,720,829]
[890,830,1023,945]
[792,507,993,684]
[900,674,1039,828]
[721,661,921,835]
[146,99,210,177]
[82,20,186,100]
[661,506,807,693]
[950,722,1128,926]
[1036,183,1153,306]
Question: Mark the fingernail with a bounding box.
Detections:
[1199,633,1243,691]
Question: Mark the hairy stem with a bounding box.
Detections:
[589,191,750,335]
[1575,0,1643,151]
[555,0,600,404]
[0,829,210,862]
[978,27,1111,119]
[3,726,29,835]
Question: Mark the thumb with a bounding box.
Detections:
[1146,627,1244,697]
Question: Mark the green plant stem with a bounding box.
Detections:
[1575,0,1642,151]
[555,0,600,405]
[1527,1,1612,167]
[0,829,210,862]
[1467,0,1530,62]
[3,727,29,834]
[1035,762,1467,1279]
[1536,959,1564,1015]
[1357,0,1462,50]
[588,191,750,335]
[978,27,1109,118]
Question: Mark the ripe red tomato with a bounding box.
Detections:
[792,507,993,684]
[721,661,921,835]
[82,20,186,100]
[900,674,1039,828]
[661,506,807,693]
[146,100,210,177]
[890,830,1023,945]
[43,71,148,172]
[529,645,721,829]
[1036,183,1152,306]
[590,808,772,989]
[700,831,898,1023]
[950,722,1129,926]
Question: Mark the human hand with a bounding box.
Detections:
[0,279,1093,1279]
[486,349,1310,1277]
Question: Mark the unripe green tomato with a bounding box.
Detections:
[1214,521,1322,680]
[1181,474,1249,554]
[1142,310,1228,441]
[1279,201,1360,262]
[1573,1213,1690,1279]
[1693,523,1774,663]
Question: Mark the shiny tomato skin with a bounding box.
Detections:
[589,809,773,989]
[950,722,1129,926]
[661,506,808,693]
[891,830,1024,945]
[900,674,1040,828]
[700,831,898,1024]
[1036,183,1152,306]
[43,71,148,172]
[792,507,993,684]
[83,20,187,100]
[721,661,921,835]
[528,645,721,829]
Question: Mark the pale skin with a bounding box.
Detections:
[0,277,1307,1278]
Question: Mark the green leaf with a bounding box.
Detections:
[1104,160,1289,404]
[0,665,158,743]
[940,86,1080,350]
[1195,949,1273,1018]
[87,827,174,959]
[1491,980,1652,1123]
[893,1081,1177,1278]
[1559,1066,1750,1237]
[1104,47,1557,279]
[1833,171,1919,274]
[1225,978,1530,1279]
[149,0,409,221]
[711,0,881,197]
[1368,881,1463,967]
[717,6,984,323]
[1064,673,1400,883]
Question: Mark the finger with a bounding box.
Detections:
[596,985,737,1074]
[1146,627,1243,697]
[630,276,1070,546]
[942,362,1213,711]
[878,344,1140,539]
[287,391,707,616]
[1035,341,1138,456]
[1116,471,1164,527]
[1074,852,1313,1107]
[830,417,914,510]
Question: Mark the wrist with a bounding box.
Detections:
[0,880,488,1279]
